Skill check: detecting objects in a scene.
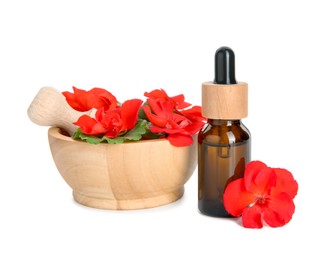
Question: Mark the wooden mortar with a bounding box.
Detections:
[28,87,197,209]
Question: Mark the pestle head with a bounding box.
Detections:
[27,86,90,136]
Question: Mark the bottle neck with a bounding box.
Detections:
[208,119,242,126]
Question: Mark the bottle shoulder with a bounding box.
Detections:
[199,121,251,145]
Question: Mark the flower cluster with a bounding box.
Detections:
[62,87,206,146]
[223,161,298,228]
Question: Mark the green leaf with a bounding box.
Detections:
[137,102,149,120]
[73,128,82,139]
[142,126,165,140]
[73,128,103,144]
[103,137,126,144]
[124,119,148,139]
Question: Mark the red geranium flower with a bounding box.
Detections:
[223,161,298,228]
[62,86,117,112]
[143,89,206,146]
[62,87,205,146]
[74,99,143,138]
[144,89,191,109]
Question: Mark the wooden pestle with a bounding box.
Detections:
[27,86,94,136]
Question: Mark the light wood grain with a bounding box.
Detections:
[48,127,197,210]
[27,87,94,136]
[202,81,248,119]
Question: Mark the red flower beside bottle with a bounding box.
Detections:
[223,161,298,228]
[62,87,206,146]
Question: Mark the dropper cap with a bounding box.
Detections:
[215,47,237,84]
[202,46,248,119]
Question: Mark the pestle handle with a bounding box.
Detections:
[27,86,93,136]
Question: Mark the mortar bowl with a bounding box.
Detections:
[48,127,197,210]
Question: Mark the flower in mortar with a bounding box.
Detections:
[74,99,143,139]
[62,86,117,112]
[142,89,206,146]
[62,87,206,146]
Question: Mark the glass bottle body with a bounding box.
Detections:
[198,119,251,217]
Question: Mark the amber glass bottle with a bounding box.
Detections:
[198,47,251,217]
[198,120,250,217]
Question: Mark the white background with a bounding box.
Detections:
[1,0,335,259]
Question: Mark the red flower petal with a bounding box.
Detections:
[244,161,268,193]
[144,89,169,100]
[89,87,118,110]
[63,86,113,112]
[144,89,193,111]
[263,193,295,227]
[147,99,174,118]
[170,94,191,109]
[74,115,106,135]
[241,204,263,228]
[75,86,107,111]
[179,106,205,121]
[101,109,121,130]
[143,105,167,127]
[94,108,104,122]
[223,178,257,217]
[253,167,277,195]
[171,112,188,124]
[184,121,206,135]
[120,99,143,131]
[144,89,183,107]
[104,127,121,139]
[167,133,193,147]
[272,168,298,199]
[91,122,108,135]
[149,125,179,134]
[62,88,89,112]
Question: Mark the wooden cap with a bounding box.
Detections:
[202,81,248,119]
